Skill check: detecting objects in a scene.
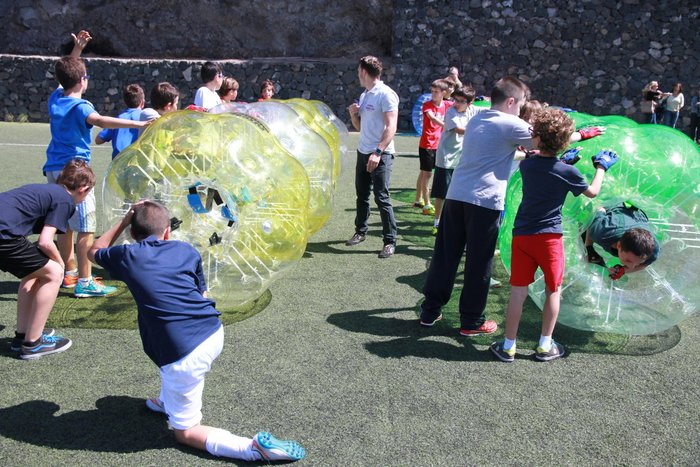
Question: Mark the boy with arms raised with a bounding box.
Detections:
[44,30,150,298]
[2,160,95,359]
[88,201,305,462]
[490,108,617,362]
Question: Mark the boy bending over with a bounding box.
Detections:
[490,108,618,363]
[88,201,305,462]
[2,160,95,359]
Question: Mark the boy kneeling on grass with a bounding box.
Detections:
[1,160,95,359]
[490,108,618,363]
[88,201,305,462]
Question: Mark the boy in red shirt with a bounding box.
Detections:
[414,79,450,215]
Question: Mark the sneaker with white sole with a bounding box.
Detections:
[535,340,566,361]
[252,431,306,461]
[74,278,118,298]
[459,319,498,337]
[20,334,72,360]
[145,397,166,414]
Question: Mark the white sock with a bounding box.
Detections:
[503,338,516,351]
[78,277,91,286]
[205,428,258,461]
[434,219,440,228]
[539,335,552,351]
[65,269,78,276]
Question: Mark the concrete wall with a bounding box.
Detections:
[1,1,698,131]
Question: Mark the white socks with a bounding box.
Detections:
[539,335,552,351]
[503,338,516,351]
[205,428,258,461]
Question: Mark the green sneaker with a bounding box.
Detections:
[74,278,118,298]
[431,226,438,236]
[422,205,435,215]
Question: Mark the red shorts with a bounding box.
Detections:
[510,233,564,291]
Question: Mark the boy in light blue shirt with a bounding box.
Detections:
[95,84,145,158]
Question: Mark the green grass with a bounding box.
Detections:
[0,123,698,466]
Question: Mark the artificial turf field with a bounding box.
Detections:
[0,121,698,465]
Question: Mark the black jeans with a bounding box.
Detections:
[354,150,397,245]
[421,199,502,329]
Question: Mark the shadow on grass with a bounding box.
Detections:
[0,396,260,464]
[326,306,491,362]
[0,280,19,301]
[46,287,272,331]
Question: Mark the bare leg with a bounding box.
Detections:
[505,285,529,340]
[76,232,94,279]
[422,170,433,206]
[434,197,444,222]
[541,286,562,338]
[57,230,76,271]
[15,260,63,342]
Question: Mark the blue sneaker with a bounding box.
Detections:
[252,431,305,461]
[74,278,118,298]
[10,328,55,352]
[20,334,72,360]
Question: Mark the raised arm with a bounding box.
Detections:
[69,30,91,58]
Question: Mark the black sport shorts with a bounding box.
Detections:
[0,237,50,279]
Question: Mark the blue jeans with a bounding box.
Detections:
[643,112,656,124]
[354,150,397,245]
[662,110,679,128]
[421,200,502,329]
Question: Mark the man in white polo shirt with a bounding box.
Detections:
[346,55,399,258]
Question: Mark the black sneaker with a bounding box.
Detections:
[20,334,72,360]
[490,341,516,363]
[535,340,566,361]
[419,313,442,327]
[10,328,56,352]
[378,243,395,258]
[345,233,366,246]
[586,246,606,267]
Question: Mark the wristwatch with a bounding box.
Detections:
[373,147,384,157]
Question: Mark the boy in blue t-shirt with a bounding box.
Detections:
[95,84,145,158]
[88,201,305,462]
[1,160,95,360]
[489,108,618,363]
[44,30,151,299]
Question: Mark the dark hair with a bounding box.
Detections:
[619,228,656,260]
[123,84,145,108]
[130,201,171,241]
[442,77,457,91]
[452,85,476,103]
[259,79,275,94]
[672,82,683,93]
[490,76,530,106]
[201,61,222,83]
[530,108,574,155]
[358,55,382,78]
[218,77,239,98]
[56,159,96,191]
[54,57,86,90]
[150,82,179,110]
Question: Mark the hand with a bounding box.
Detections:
[71,30,92,51]
[366,153,381,173]
[591,149,618,171]
[608,264,625,281]
[123,200,146,224]
[559,147,581,165]
[348,102,360,117]
[578,127,604,140]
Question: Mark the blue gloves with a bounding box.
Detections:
[559,147,581,165]
[591,149,619,171]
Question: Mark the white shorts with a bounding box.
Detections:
[47,170,96,233]
[159,325,224,431]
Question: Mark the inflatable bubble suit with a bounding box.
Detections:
[103,110,310,308]
[499,114,700,335]
[210,101,334,235]
[411,93,431,135]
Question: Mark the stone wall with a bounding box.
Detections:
[1,1,698,131]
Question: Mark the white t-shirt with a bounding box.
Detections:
[194,86,222,110]
[357,81,399,154]
[447,109,533,211]
[435,105,483,169]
